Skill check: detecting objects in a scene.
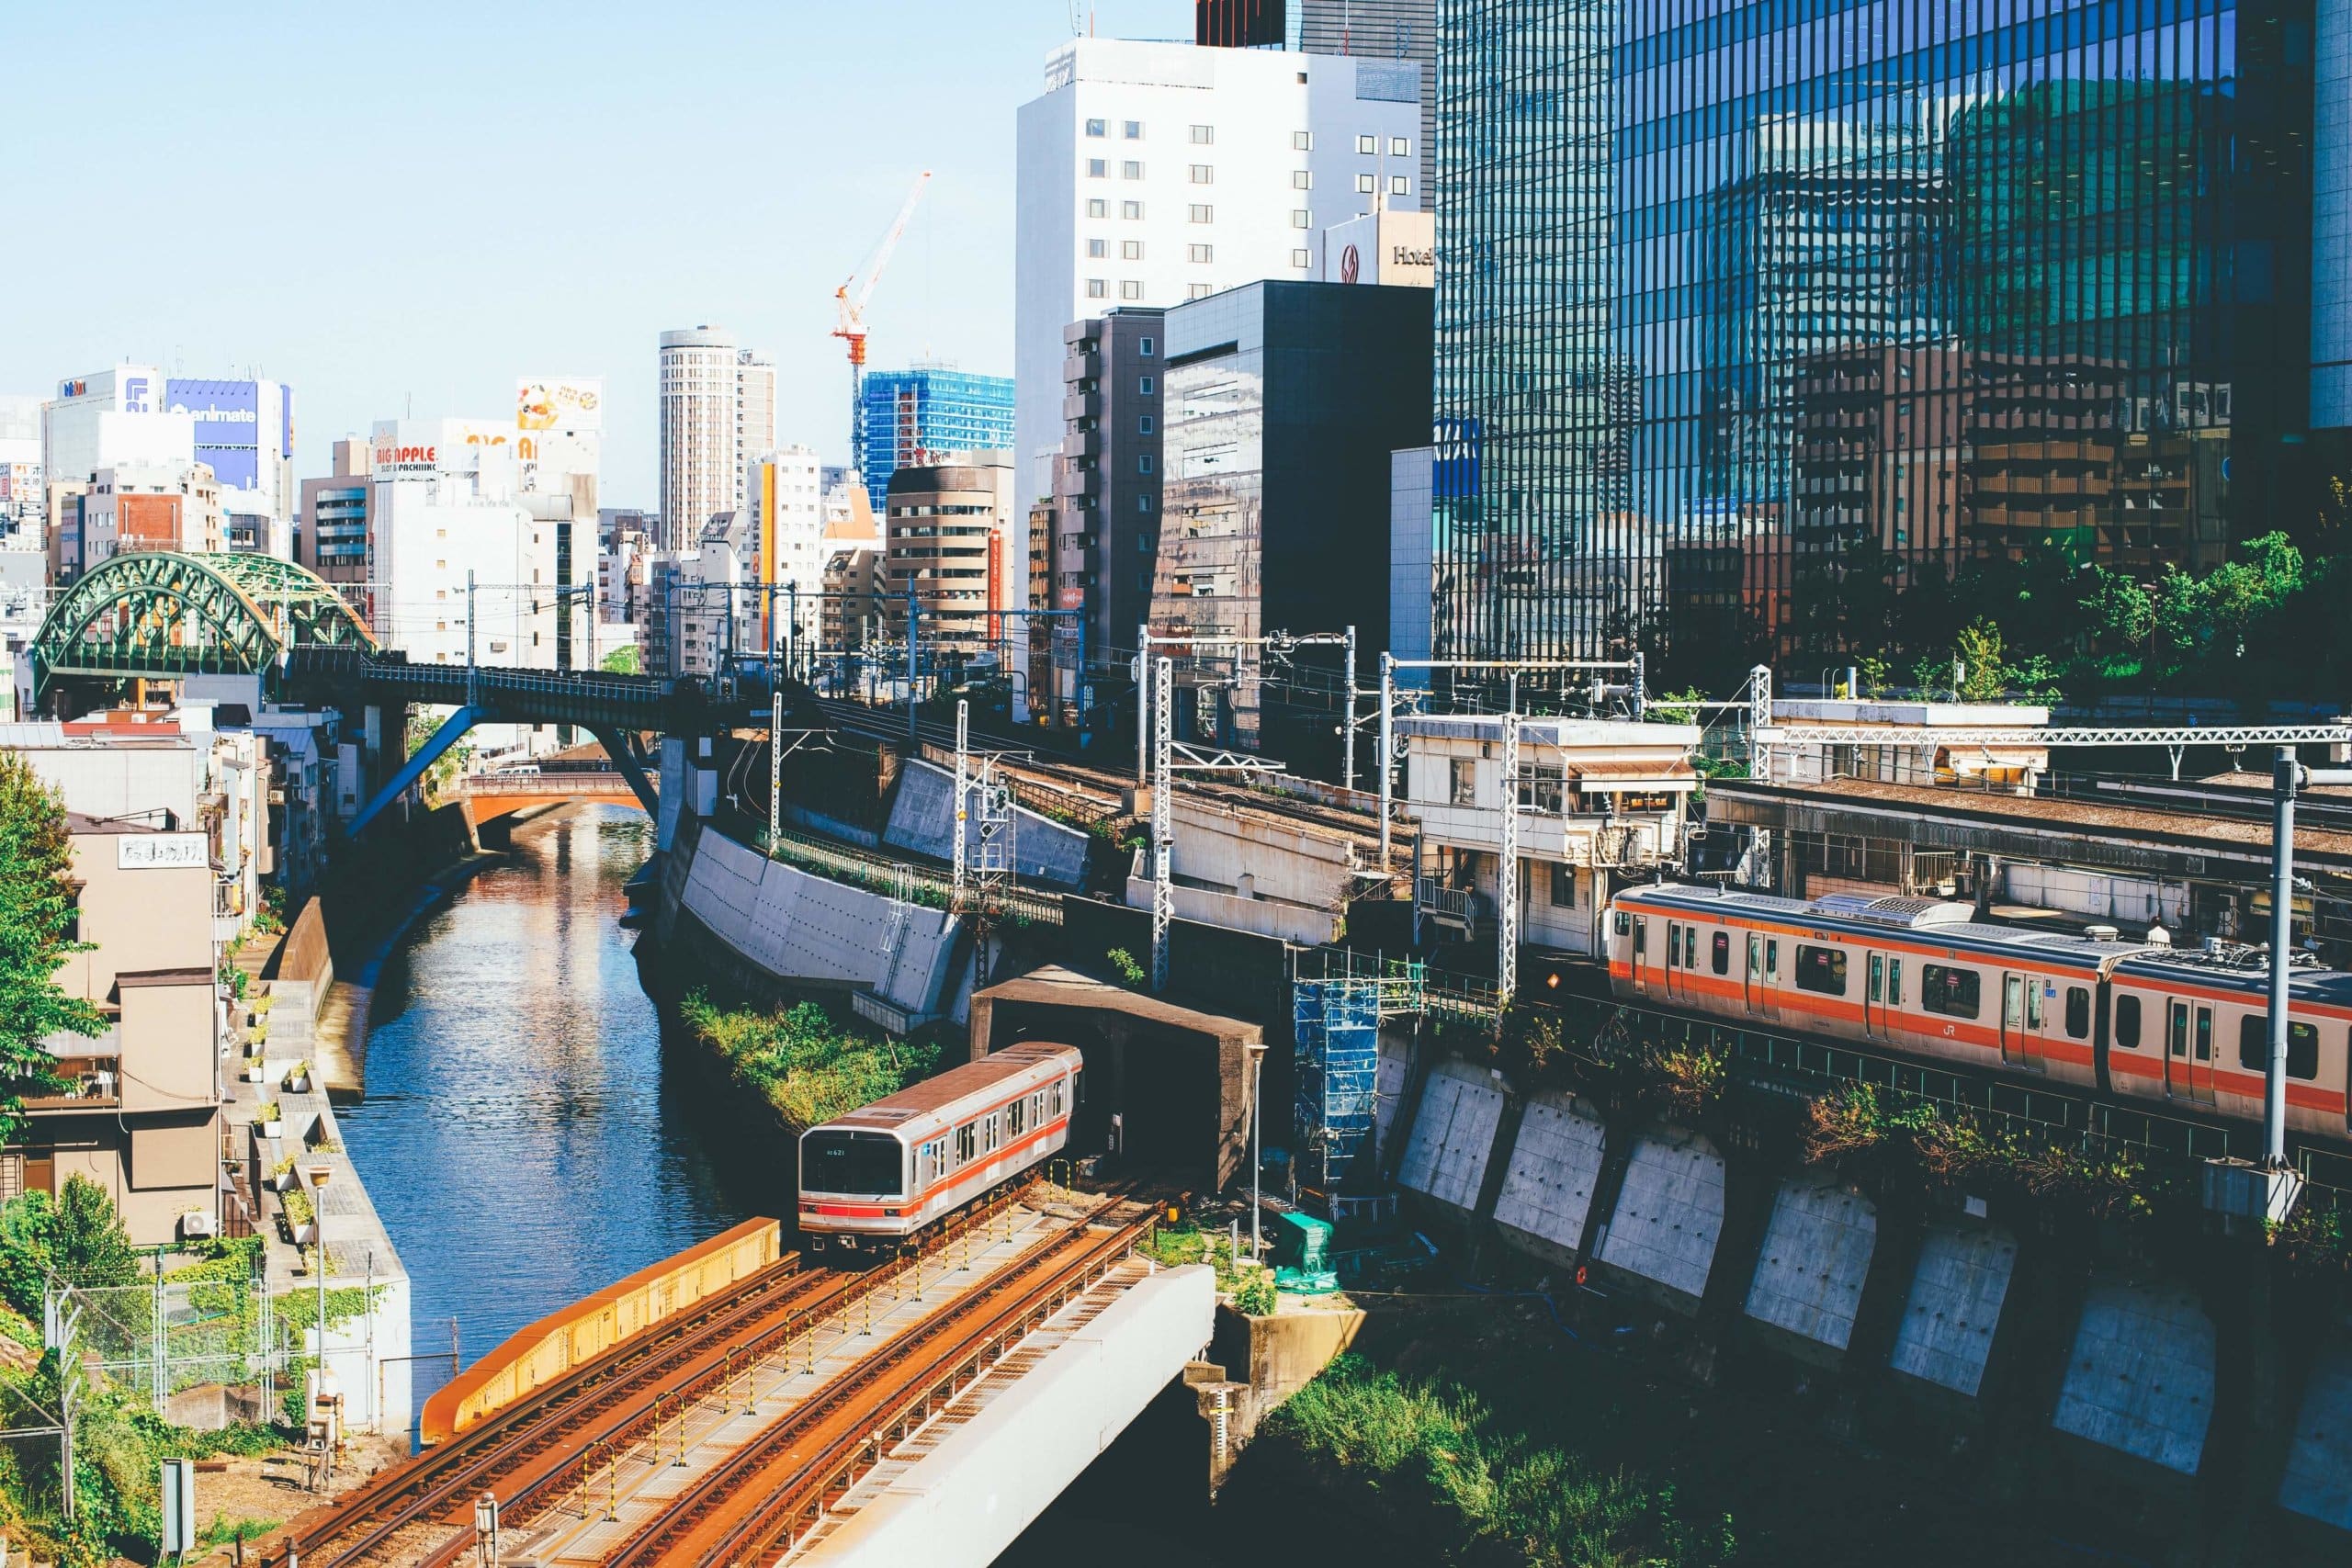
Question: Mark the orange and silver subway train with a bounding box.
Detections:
[1605,884,2352,1140]
[797,1042,1083,1253]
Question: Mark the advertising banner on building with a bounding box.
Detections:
[167,379,262,491]
[516,378,604,433]
[118,832,208,870]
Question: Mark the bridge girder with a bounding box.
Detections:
[30,550,375,702]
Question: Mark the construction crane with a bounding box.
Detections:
[833,170,933,499]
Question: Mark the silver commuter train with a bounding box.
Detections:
[797,1041,1083,1253]
[1606,883,2352,1140]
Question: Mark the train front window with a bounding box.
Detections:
[801,1131,903,1197]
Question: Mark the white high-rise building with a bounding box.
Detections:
[747,444,828,613]
[1013,39,1421,507]
[366,420,558,676]
[657,328,776,553]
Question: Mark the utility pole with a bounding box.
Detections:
[1498,673,1520,1007]
[1342,624,1359,796]
[952,700,970,909]
[905,585,920,754]
[1136,620,1151,788]
[1152,655,1174,992]
[1378,652,1395,865]
[2265,749,2352,1164]
[466,570,479,712]
[768,688,784,851]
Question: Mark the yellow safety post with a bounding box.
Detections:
[718,1347,737,1414]
[576,1441,599,1520]
[861,1288,873,1337]
[742,1347,759,1415]
[604,1445,619,1522]
[666,1391,687,1468]
[911,1254,924,1303]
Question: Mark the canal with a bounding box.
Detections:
[335,806,785,1420]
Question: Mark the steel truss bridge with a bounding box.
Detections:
[27,551,809,832]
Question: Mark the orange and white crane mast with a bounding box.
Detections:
[832,170,933,494]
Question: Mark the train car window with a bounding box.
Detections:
[1765,939,1779,976]
[1008,1097,1027,1137]
[2027,983,2044,1031]
[1887,958,1902,1006]
[801,1131,904,1197]
[1050,1080,1065,1117]
[2237,1015,2321,1080]
[1613,911,1631,938]
[2065,987,2090,1039]
[1921,964,1981,1019]
[1793,944,1848,996]
[956,1122,976,1163]
[985,1112,1001,1152]
[2115,994,2142,1048]
[1713,931,1730,975]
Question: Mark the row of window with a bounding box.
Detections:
[913,1079,1069,1190]
[1084,240,1218,266]
[1086,279,1220,300]
[1087,121,1340,153]
[1640,919,2329,1082]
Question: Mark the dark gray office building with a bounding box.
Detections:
[1051,308,1165,716]
[1154,279,1432,770]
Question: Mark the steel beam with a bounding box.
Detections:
[588,726,662,818]
[347,705,485,835]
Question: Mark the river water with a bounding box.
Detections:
[335,807,784,1419]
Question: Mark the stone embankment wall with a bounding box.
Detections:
[1377,1029,2352,1557]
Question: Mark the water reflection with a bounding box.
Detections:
[338,807,779,1420]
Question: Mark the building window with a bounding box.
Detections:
[1087,238,1106,258]
[1189,204,1213,223]
[1085,118,1105,138]
[1293,130,1312,150]
[1449,758,1477,806]
[1087,278,1107,298]
[1291,209,1310,229]
[1391,137,1410,156]
[1124,119,1143,139]
[1188,164,1213,185]
[1087,198,1106,218]
[1187,243,1213,264]
[1357,134,1377,153]
[1122,160,1142,179]
[1292,248,1311,267]
[1357,173,1376,193]
[1549,862,1576,908]
[1190,124,1212,144]
[1188,283,1213,299]
[1391,175,1410,196]
[1123,199,1143,219]
[1122,239,1143,260]
[1292,170,1312,189]
[1138,375,1155,394]
[1137,414,1155,434]
[1087,158,1106,178]
[1138,454,1155,473]
[1139,336,1155,355]
[1136,493,1152,513]
[1121,279,1144,299]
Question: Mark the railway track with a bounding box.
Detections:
[604,1185,1165,1568]
[275,1192,1026,1568]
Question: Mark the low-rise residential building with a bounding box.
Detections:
[1399,714,1702,957]
[17,812,225,1244]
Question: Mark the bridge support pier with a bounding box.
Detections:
[588,725,661,817]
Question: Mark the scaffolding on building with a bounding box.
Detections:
[1293,978,1383,1190]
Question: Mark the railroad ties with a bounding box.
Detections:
[277,1179,1169,1568]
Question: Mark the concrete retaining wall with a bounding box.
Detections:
[885,761,1090,890]
[1490,1090,1608,1261]
[1742,1175,1878,1352]
[1886,1220,2017,1398]
[1396,1058,1505,1214]
[2050,1276,2217,1475]
[1593,1129,1725,1304]
[2282,1336,2352,1530]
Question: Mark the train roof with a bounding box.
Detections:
[1616,882,2352,1003]
[815,1041,1081,1135]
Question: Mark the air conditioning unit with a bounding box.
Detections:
[179,1210,217,1240]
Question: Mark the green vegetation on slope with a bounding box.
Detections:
[1262,1353,1736,1568]
[0,753,102,1138]
[679,993,940,1130]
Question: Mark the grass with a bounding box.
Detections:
[679,993,940,1131]
[1263,1353,1736,1568]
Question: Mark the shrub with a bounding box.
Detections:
[1233,1269,1278,1316]
[679,993,940,1131]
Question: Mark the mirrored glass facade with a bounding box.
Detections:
[1432,0,2315,673]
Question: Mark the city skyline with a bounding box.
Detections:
[4,0,1193,509]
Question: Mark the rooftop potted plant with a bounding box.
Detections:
[284,1061,313,1094]
[257,1101,283,1140]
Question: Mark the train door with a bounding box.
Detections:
[1865,953,1890,1042]
[1747,932,1780,1021]
[1665,923,1688,1000]
[2166,998,2217,1105]
[1630,915,1648,993]
[2000,972,2045,1072]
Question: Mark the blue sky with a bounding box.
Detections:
[5,1,1193,506]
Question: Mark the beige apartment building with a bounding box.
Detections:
[15,815,225,1243]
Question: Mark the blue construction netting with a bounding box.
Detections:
[1293,979,1381,1190]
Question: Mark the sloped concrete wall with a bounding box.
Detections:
[1491,1091,1608,1258]
[1374,1034,1413,1156]
[1742,1175,1878,1351]
[677,823,967,1025]
[2281,1336,2352,1529]
[1886,1220,2017,1398]
[885,761,1090,890]
[1594,1130,1724,1303]
[1123,873,1346,947]
[2051,1276,2216,1474]
[1397,1059,1504,1214]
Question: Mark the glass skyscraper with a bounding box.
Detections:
[1431,0,2318,672]
[857,367,1017,512]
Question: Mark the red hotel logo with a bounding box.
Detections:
[1340,243,1361,284]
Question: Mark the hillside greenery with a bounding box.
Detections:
[678,993,940,1131]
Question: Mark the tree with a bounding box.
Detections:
[599,644,641,676]
[0,754,101,1138]
[0,1177,141,1317]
